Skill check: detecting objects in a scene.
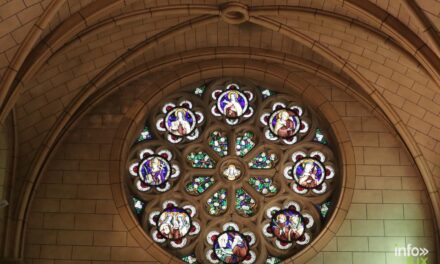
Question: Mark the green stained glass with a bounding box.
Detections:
[194,85,206,96]
[182,254,198,264]
[235,131,255,157]
[206,188,227,216]
[314,128,328,144]
[185,176,215,195]
[235,188,257,217]
[261,88,276,99]
[248,151,278,169]
[187,151,216,168]
[132,197,144,217]
[248,177,278,196]
[136,126,153,142]
[209,131,228,157]
[266,256,281,264]
[319,201,331,219]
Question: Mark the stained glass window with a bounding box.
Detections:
[126,80,338,263]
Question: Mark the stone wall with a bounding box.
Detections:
[24,76,436,264]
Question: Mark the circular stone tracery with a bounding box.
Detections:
[125,79,340,263]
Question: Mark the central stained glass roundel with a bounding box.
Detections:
[126,79,339,263]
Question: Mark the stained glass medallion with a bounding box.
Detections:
[260,102,309,144]
[207,223,256,264]
[126,80,339,263]
[284,151,335,195]
[156,101,204,143]
[129,148,180,193]
[293,158,325,188]
[138,155,171,186]
[157,207,192,240]
[270,209,305,242]
[211,83,254,125]
[263,202,314,250]
[148,201,200,248]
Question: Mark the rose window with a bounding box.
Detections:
[126,80,339,263]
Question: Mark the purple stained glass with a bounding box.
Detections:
[213,231,249,264]
[165,107,196,137]
[139,156,171,186]
[293,158,325,188]
[269,109,300,138]
[157,206,192,240]
[217,90,249,118]
[270,208,305,242]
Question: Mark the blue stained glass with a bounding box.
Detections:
[137,126,153,142]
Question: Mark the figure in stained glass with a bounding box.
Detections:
[293,159,324,188]
[165,108,195,136]
[139,156,171,186]
[270,209,305,242]
[218,90,248,118]
[157,207,191,240]
[214,231,249,264]
[127,80,339,262]
[270,109,300,138]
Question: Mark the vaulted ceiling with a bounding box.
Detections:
[0,0,439,259]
